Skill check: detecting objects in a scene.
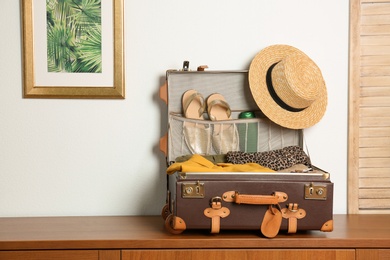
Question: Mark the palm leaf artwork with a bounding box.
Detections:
[46,0,102,73]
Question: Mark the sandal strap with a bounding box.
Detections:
[207,98,232,120]
[183,92,205,118]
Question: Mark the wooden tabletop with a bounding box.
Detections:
[0,214,390,250]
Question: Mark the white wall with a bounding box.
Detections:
[0,0,349,217]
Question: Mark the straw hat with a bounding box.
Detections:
[248,44,327,129]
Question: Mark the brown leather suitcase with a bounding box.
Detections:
[159,69,333,238]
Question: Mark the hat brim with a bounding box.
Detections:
[249,44,327,129]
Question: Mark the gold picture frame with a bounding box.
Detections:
[21,0,125,99]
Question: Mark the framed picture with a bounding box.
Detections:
[21,0,124,99]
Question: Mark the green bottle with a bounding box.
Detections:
[238,111,258,153]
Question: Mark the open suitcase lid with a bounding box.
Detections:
[165,70,255,115]
[160,70,304,164]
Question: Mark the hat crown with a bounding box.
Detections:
[271,53,323,109]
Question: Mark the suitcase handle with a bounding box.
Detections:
[222,191,288,205]
[222,191,287,238]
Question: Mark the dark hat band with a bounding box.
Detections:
[266,63,306,113]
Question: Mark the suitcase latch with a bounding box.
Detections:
[304,183,327,200]
[182,181,205,198]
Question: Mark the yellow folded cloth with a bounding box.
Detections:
[167,154,274,175]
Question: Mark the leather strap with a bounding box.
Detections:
[223,191,288,204]
[281,203,306,233]
[204,199,230,234]
[288,217,298,234]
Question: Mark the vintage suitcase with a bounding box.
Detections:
[159,68,333,238]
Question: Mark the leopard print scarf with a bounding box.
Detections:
[226,146,311,171]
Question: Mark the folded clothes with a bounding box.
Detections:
[175,154,227,164]
[226,146,311,171]
[167,154,274,175]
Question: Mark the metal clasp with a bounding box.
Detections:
[210,196,223,209]
[304,183,327,200]
[182,61,190,71]
[210,196,222,204]
[182,181,205,198]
